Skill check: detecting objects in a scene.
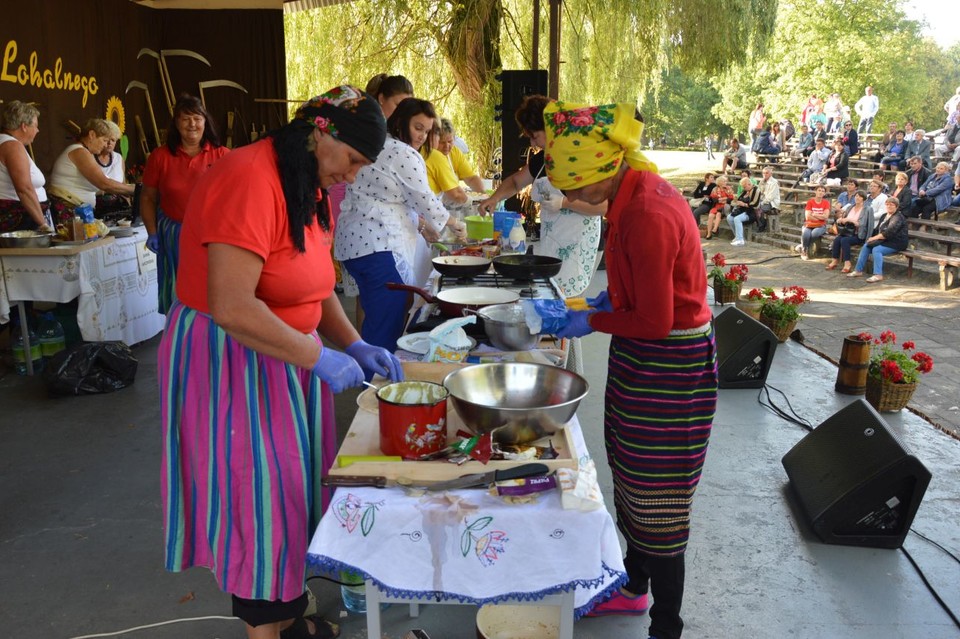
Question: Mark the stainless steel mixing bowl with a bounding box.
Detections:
[476,303,540,351]
[0,230,52,249]
[443,362,589,444]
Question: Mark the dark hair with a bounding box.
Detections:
[421,119,442,156]
[387,98,437,146]
[364,73,388,95]
[847,179,859,187]
[166,94,220,154]
[514,94,552,135]
[375,75,414,100]
[269,120,325,252]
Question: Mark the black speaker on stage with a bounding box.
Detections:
[782,399,931,549]
[499,70,548,211]
[714,307,777,389]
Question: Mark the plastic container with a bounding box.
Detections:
[464,215,494,240]
[493,211,521,243]
[38,312,67,361]
[11,318,42,375]
[505,217,526,254]
[339,570,367,614]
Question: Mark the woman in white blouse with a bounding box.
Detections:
[93,120,129,216]
[335,98,457,353]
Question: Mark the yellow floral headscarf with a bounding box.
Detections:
[543,101,657,191]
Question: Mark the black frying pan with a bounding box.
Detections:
[432,255,492,278]
[492,255,563,280]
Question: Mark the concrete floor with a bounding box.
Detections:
[2,269,960,639]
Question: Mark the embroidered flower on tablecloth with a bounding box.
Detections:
[461,516,508,566]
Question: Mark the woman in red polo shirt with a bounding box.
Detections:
[141,94,229,314]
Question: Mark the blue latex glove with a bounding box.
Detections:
[311,346,364,393]
[145,234,160,253]
[556,310,596,339]
[345,340,404,382]
[587,290,613,312]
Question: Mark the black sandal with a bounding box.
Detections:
[281,615,340,639]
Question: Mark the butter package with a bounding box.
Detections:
[557,459,604,511]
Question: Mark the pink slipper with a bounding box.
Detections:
[585,589,649,617]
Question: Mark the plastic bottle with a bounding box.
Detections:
[38,312,67,362]
[11,317,42,375]
[508,216,527,254]
[339,569,367,614]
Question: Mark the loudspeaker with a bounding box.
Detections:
[782,399,931,549]
[499,70,548,211]
[714,307,777,389]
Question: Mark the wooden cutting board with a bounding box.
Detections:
[329,362,579,482]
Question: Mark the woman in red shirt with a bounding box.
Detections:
[799,185,831,259]
[160,86,402,639]
[547,101,717,639]
[141,94,229,314]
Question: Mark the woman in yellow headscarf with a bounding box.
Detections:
[549,101,717,639]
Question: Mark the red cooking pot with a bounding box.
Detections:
[377,381,449,459]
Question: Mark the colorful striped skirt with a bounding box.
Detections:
[159,302,333,602]
[156,214,180,315]
[604,329,718,557]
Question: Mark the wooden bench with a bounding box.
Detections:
[907,230,960,256]
[901,249,960,290]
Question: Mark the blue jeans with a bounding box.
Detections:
[952,193,960,208]
[858,116,874,134]
[831,235,864,262]
[854,244,899,275]
[727,212,751,241]
[801,226,826,251]
[342,251,410,356]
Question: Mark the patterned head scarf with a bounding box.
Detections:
[543,101,657,191]
[295,85,386,161]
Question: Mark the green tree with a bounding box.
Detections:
[638,66,731,147]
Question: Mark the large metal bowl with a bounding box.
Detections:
[443,362,588,444]
[0,230,53,249]
[476,303,540,351]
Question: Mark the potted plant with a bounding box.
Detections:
[738,287,766,320]
[859,330,934,412]
[708,253,748,305]
[754,285,808,342]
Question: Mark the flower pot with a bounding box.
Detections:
[713,279,741,305]
[735,297,763,320]
[865,375,916,412]
[835,336,871,395]
[758,314,797,342]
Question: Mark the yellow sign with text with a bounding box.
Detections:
[1,40,98,107]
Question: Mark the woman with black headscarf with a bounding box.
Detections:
[159,86,403,639]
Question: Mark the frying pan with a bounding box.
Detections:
[492,255,563,280]
[387,283,519,317]
[431,255,492,278]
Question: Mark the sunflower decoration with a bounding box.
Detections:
[105,96,126,134]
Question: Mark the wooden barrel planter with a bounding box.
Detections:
[835,336,871,395]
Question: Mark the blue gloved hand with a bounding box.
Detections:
[556,310,596,339]
[345,340,405,382]
[586,290,613,312]
[311,346,365,393]
[145,234,160,253]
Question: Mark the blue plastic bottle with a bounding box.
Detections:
[339,570,367,614]
[38,312,67,362]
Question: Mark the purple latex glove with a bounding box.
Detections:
[145,234,160,253]
[311,346,364,393]
[556,310,596,339]
[345,340,404,382]
[586,290,613,312]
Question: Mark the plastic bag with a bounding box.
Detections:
[42,341,138,395]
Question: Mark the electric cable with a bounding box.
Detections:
[67,616,239,639]
[900,545,960,629]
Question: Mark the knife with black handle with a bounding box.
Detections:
[321,462,551,491]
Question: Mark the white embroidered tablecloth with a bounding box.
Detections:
[307,418,626,618]
[0,228,164,345]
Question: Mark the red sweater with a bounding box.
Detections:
[589,170,712,339]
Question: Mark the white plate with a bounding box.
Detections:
[397,332,476,355]
[108,227,135,238]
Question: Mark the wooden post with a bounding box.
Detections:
[548,0,561,99]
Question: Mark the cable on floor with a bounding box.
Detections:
[68,616,239,639]
[756,383,813,431]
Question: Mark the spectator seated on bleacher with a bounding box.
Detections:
[705,175,735,239]
[823,139,850,183]
[796,138,831,185]
[906,156,931,198]
[869,121,899,164]
[952,165,960,208]
[848,197,908,283]
[934,115,960,164]
[879,130,907,171]
[812,120,828,145]
[757,165,780,232]
[905,130,933,169]
[839,120,859,156]
[721,138,748,174]
[910,162,954,221]
[793,125,814,158]
[728,177,761,246]
[889,172,914,218]
[797,185,831,259]
[690,172,717,226]
[753,125,782,156]
[832,179,859,216]
[826,189,872,273]
[735,169,757,196]
[866,179,888,224]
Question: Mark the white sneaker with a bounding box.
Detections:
[800,253,809,261]
[795,243,803,253]
[730,239,744,246]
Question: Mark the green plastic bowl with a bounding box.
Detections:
[464,215,494,240]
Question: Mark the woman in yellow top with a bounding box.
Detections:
[438,118,485,193]
[421,121,467,207]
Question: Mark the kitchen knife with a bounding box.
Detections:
[321,462,551,491]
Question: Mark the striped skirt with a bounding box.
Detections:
[605,329,718,557]
[159,302,331,602]
[156,214,180,315]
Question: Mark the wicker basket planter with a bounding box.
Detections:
[865,375,917,412]
[758,314,797,342]
[713,279,741,306]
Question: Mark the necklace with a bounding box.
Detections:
[95,154,112,168]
